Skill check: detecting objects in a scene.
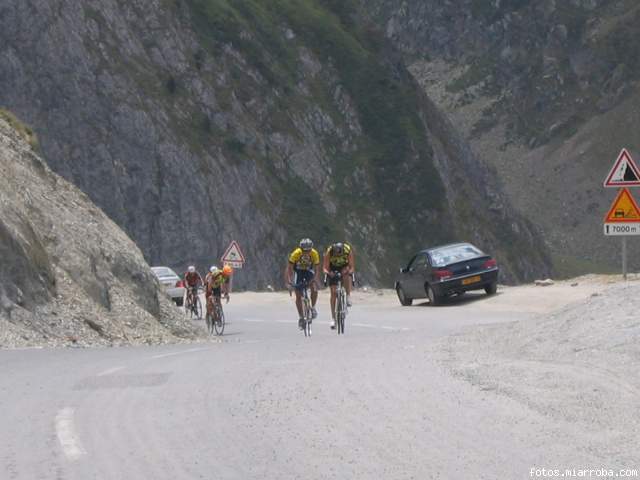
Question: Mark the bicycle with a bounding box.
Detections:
[333,272,348,335]
[290,279,313,337]
[205,294,227,336]
[185,286,203,320]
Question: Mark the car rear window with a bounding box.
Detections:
[429,244,484,267]
[152,267,174,277]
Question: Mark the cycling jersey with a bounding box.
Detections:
[326,243,352,268]
[206,272,226,289]
[185,272,201,287]
[289,248,320,271]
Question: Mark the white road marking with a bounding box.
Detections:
[352,323,377,329]
[55,408,86,461]
[97,366,125,376]
[149,347,210,360]
[244,318,265,323]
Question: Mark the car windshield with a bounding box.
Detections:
[151,267,175,277]
[429,244,484,267]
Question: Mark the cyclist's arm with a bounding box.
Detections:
[322,252,330,275]
[313,261,321,283]
[348,249,355,274]
[285,263,294,286]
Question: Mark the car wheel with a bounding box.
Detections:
[175,297,184,307]
[396,285,413,306]
[485,282,497,295]
[426,285,441,306]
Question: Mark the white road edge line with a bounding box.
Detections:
[149,347,210,360]
[97,366,125,376]
[55,408,86,461]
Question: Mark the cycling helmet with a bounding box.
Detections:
[222,265,233,276]
[210,266,218,273]
[188,265,196,273]
[332,242,344,255]
[299,238,313,251]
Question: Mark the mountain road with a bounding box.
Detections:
[0,281,613,479]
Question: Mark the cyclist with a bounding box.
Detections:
[183,265,204,309]
[205,265,233,320]
[285,238,320,329]
[322,242,355,329]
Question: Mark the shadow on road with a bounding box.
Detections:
[413,291,502,308]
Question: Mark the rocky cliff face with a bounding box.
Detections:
[0,0,552,286]
[367,0,640,275]
[0,113,199,348]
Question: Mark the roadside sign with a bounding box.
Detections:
[221,241,245,269]
[603,148,640,187]
[603,187,640,222]
[604,223,640,236]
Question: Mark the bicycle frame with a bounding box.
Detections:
[292,280,313,337]
[334,273,347,335]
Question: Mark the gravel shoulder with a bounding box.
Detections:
[434,274,640,467]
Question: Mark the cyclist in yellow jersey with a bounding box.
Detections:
[285,238,320,329]
[205,265,233,317]
[322,242,355,329]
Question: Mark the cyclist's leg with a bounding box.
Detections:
[212,288,222,321]
[330,283,338,326]
[294,289,303,318]
[342,267,353,306]
[205,293,213,315]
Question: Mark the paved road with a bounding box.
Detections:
[0,289,589,479]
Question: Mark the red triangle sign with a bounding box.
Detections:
[221,241,246,263]
[603,148,640,187]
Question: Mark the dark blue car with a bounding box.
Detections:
[395,243,499,306]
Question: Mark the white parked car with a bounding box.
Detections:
[151,266,185,307]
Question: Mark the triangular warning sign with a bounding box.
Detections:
[604,188,640,222]
[603,148,640,187]
[221,241,246,263]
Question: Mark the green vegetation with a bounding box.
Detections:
[182,0,450,276]
[0,109,39,151]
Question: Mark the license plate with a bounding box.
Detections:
[462,275,481,285]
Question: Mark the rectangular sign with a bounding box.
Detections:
[223,261,244,269]
[604,223,640,236]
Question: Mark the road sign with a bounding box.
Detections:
[604,187,640,222]
[603,148,640,187]
[221,241,245,269]
[604,223,640,235]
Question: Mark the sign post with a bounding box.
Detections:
[603,149,640,279]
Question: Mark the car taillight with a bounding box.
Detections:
[176,280,184,288]
[434,269,453,280]
[483,259,497,269]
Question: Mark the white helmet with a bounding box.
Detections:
[210,266,218,273]
[188,265,195,273]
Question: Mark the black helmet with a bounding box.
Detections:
[332,242,344,255]
[299,238,313,251]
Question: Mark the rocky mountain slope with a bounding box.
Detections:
[0,113,200,348]
[367,0,640,276]
[0,0,552,287]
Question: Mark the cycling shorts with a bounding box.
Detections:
[206,287,222,298]
[293,269,315,291]
[328,266,349,286]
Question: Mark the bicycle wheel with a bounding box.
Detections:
[336,289,346,335]
[205,312,214,335]
[193,296,203,320]
[302,297,312,337]
[185,294,192,315]
[214,303,225,336]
